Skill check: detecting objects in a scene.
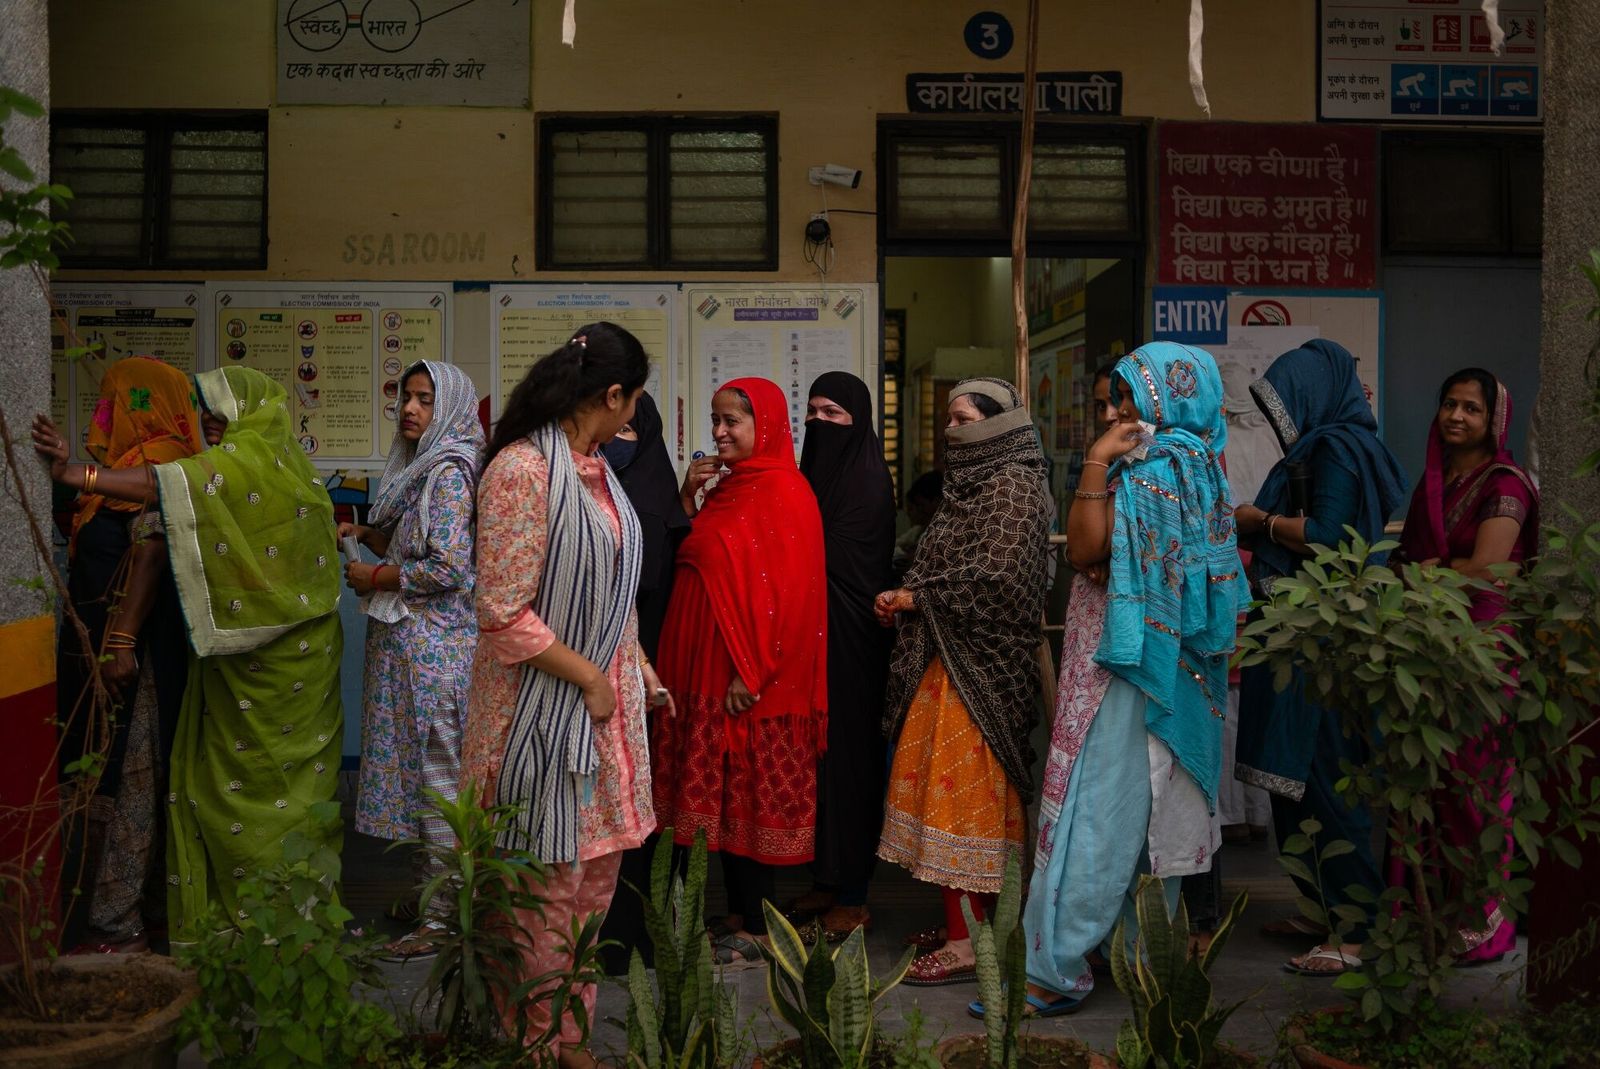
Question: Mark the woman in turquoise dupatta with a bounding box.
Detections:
[1016,342,1246,1016]
[32,366,342,941]
[154,366,344,940]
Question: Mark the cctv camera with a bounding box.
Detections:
[808,164,862,189]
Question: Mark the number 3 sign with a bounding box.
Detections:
[963,11,1014,60]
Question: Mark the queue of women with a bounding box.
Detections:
[33,323,1536,1054]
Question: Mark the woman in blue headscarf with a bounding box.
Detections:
[1016,342,1247,1016]
[1233,339,1407,976]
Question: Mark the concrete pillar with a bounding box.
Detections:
[1536,5,1600,525]
[0,0,57,962]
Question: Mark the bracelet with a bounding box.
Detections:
[1267,514,1281,545]
[1082,460,1109,470]
[1074,489,1111,500]
[106,630,139,643]
[103,638,136,650]
[82,464,98,494]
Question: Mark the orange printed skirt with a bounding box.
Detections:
[876,657,1025,894]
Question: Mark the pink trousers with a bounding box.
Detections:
[506,850,623,1054]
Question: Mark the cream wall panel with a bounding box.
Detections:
[51,0,1317,284]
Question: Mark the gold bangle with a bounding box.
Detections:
[1082,460,1109,470]
[103,640,136,650]
[1074,489,1111,500]
[106,630,139,642]
[82,464,98,494]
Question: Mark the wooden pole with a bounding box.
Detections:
[1011,0,1041,407]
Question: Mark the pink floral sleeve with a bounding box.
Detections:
[476,446,557,665]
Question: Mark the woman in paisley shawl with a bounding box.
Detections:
[873,377,1052,987]
[342,360,483,955]
[1232,340,1407,975]
[1014,343,1247,1017]
[35,365,344,944]
[1392,368,1537,965]
[48,357,200,953]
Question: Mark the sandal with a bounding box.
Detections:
[711,933,766,968]
[380,923,445,962]
[968,992,1085,1019]
[1282,945,1361,976]
[781,891,836,922]
[796,908,871,946]
[1261,915,1328,940]
[902,946,977,987]
[902,924,947,952]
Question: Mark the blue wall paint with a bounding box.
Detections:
[1381,260,1541,501]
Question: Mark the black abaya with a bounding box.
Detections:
[799,373,897,894]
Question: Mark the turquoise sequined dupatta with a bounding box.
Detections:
[1096,342,1248,806]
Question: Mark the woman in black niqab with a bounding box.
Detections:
[597,390,690,972]
[600,390,690,658]
[792,371,898,938]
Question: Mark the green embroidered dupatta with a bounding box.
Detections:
[154,367,344,940]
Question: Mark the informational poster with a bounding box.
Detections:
[49,284,208,462]
[488,284,681,454]
[1320,1,1541,123]
[211,283,450,465]
[1152,287,1383,424]
[685,286,877,457]
[1158,122,1378,291]
[277,0,531,107]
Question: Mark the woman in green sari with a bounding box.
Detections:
[35,366,343,941]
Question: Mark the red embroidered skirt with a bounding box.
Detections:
[652,570,818,865]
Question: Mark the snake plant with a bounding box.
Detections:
[623,830,739,1069]
[1110,874,1249,1069]
[761,902,914,1069]
[960,853,1027,1069]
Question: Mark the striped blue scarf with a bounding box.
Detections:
[497,421,643,861]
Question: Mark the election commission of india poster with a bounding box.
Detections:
[211,283,451,465]
[50,284,208,463]
[686,285,878,459]
[489,285,682,457]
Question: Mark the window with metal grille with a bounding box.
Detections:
[539,117,777,270]
[51,113,267,269]
[881,122,1141,248]
[1383,132,1541,257]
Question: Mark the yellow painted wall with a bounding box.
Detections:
[51,0,1317,285]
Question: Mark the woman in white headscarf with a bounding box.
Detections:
[341,359,484,953]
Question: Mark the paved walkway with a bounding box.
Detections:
[338,825,1525,1064]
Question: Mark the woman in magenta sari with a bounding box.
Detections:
[1395,367,1538,963]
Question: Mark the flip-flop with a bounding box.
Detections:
[379,926,444,962]
[967,992,1085,1019]
[711,933,766,968]
[1282,947,1361,976]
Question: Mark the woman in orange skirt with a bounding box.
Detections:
[874,378,1052,985]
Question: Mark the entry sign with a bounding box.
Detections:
[964,12,1014,60]
[1152,286,1229,345]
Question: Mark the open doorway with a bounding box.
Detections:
[882,255,1139,531]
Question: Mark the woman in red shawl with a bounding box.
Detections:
[652,377,828,964]
[1395,367,1538,964]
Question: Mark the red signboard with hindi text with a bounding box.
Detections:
[1156,122,1378,290]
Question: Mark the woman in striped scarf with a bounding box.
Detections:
[458,322,665,1066]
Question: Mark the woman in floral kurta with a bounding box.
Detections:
[351,465,477,836]
[460,323,659,1063]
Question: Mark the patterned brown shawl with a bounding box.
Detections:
[883,379,1053,801]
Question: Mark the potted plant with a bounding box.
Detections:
[1235,527,1600,1068]
[175,800,397,1068]
[394,783,608,1067]
[1109,875,1252,1068]
[0,85,202,1069]
[622,829,742,1069]
[934,855,1107,1069]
